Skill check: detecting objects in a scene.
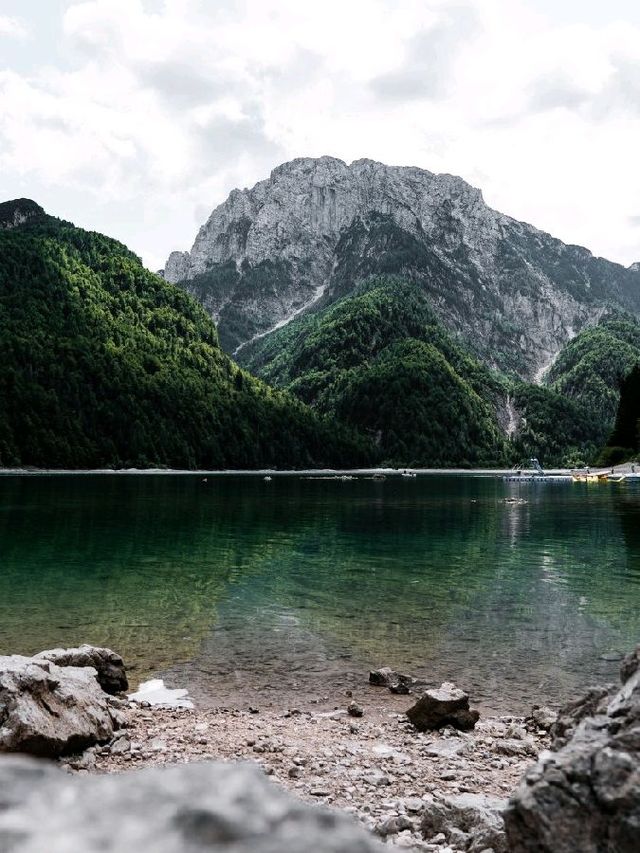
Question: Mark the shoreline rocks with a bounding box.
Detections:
[0,647,127,757]
[406,683,480,732]
[0,755,385,852]
[35,644,128,695]
[504,645,640,852]
[369,668,427,695]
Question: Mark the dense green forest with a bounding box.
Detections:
[241,277,509,466]
[2,199,635,471]
[547,314,640,425]
[0,201,370,469]
[239,276,606,467]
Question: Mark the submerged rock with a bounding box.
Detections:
[0,653,125,757]
[368,667,426,695]
[406,682,480,732]
[35,644,128,695]
[0,755,385,852]
[504,645,640,852]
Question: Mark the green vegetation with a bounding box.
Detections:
[548,314,640,425]
[510,384,602,468]
[240,276,615,467]
[2,201,632,471]
[0,206,370,469]
[241,277,510,466]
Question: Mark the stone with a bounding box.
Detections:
[420,792,508,853]
[0,755,384,852]
[406,683,480,732]
[620,644,640,682]
[504,649,640,853]
[0,654,124,758]
[549,685,611,748]
[526,706,557,732]
[347,701,364,718]
[369,667,425,694]
[424,738,469,758]
[35,644,128,694]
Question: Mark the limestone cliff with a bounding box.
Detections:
[164,157,640,378]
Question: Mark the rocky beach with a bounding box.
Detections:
[2,644,639,851]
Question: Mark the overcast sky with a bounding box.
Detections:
[1,0,640,271]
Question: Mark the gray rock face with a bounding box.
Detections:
[35,644,128,695]
[0,199,45,230]
[164,157,640,377]
[0,652,125,757]
[504,645,640,852]
[420,792,508,852]
[406,682,480,732]
[0,755,384,852]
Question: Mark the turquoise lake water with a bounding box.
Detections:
[1,474,638,711]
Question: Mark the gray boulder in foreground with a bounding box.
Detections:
[35,644,128,694]
[0,755,384,853]
[406,682,480,731]
[0,652,126,757]
[504,645,640,852]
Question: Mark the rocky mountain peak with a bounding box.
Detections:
[163,157,640,377]
[0,199,46,230]
[164,157,489,283]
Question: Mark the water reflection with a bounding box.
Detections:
[0,474,638,711]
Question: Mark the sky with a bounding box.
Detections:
[1,1,640,271]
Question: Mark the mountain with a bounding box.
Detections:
[240,276,601,467]
[0,200,369,469]
[547,314,640,425]
[164,157,640,379]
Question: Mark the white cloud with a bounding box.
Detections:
[0,0,639,270]
[0,15,26,38]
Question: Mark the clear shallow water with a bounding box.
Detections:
[0,474,639,712]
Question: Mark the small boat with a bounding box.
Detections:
[400,470,416,478]
[263,476,272,482]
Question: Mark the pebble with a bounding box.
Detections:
[87,693,549,853]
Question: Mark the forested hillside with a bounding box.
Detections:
[548,314,640,425]
[0,202,370,469]
[239,277,603,467]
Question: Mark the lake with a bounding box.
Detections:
[1,473,639,712]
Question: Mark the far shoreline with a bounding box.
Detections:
[0,466,577,477]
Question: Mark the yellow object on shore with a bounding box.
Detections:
[571,472,609,483]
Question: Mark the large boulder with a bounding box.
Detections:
[0,755,384,852]
[0,654,125,757]
[504,645,640,852]
[35,645,128,694]
[420,792,508,852]
[406,682,480,731]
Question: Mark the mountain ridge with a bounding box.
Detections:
[164,156,640,379]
